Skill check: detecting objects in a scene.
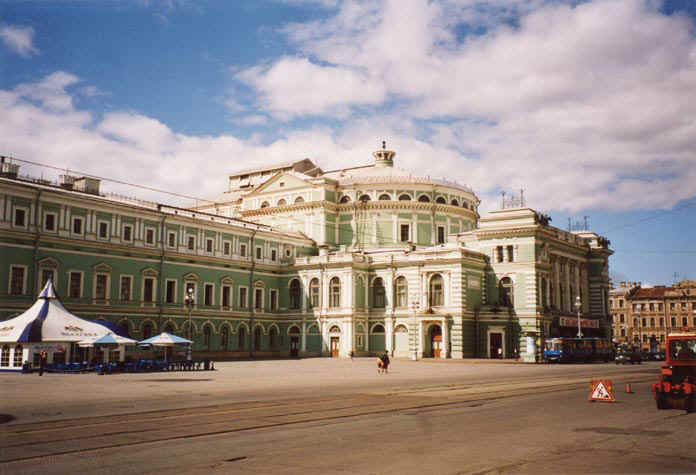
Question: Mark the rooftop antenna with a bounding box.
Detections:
[568,217,571,231]
[520,188,525,207]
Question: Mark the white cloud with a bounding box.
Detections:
[229,0,696,212]
[0,24,39,57]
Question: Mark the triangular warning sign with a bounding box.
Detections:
[589,379,615,402]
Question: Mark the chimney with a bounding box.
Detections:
[0,157,20,179]
[73,176,101,195]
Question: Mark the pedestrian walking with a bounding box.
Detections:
[39,351,47,376]
[381,352,390,374]
[497,347,503,359]
[350,350,354,361]
[376,356,383,374]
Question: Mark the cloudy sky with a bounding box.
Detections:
[1,0,695,284]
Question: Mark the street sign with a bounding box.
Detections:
[589,379,615,402]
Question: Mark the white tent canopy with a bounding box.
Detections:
[0,279,112,343]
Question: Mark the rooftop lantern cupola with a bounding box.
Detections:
[373,140,395,168]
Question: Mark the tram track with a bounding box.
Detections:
[0,370,657,465]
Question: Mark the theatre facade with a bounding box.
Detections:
[0,146,613,364]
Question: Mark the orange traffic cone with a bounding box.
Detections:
[625,383,633,393]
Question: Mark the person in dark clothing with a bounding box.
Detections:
[39,351,47,376]
[380,352,390,374]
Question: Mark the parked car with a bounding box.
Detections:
[615,350,642,364]
[645,351,665,361]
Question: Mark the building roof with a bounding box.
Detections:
[630,286,669,299]
[322,164,474,194]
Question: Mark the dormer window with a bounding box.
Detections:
[260,201,270,208]
[339,195,351,203]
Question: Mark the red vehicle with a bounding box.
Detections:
[652,331,696,412]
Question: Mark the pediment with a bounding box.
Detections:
[183,272,200,281]
[93,262,112,272]
[246,172,314,197]
[141,267,159,277]
[38,257,60,269]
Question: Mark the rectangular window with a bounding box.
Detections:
[166,280,176,304]
[40,269,55,289]
[204,283,214,306]
[123,225,133,242]
[507,245,514,262]
[143,278,155,303]
[620,315,625,323]
[14,208,26,227]
[72,216,83,235]
[223,241,231,256]
[168,231,176,248]
[187,236,195,250]
[437,226,445,244]
[642,318,646,327]
[496,246,504,263]
[239,287,248,309]
[120,276,132,301]
[206,238,214,253]
[671,317,676,327]
[681,302,687,310]
[98,221,109,239]
[256,247,262,260]
[682,317,688,327]
[660,317,664,327]
[145,228,155,245]
[400,224,410,242]
[9,266,25,295]
[95,274,108,300]
[222,285,231,308]
[240,243,247,257]
[670,303,675,310]
[649,303,655,311]
[270,289,277,310]
[44,213,56,232]
[255,288,263,310]
[69,272,82,298]
[271,249,277,261]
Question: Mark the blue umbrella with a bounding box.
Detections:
[139,332,192,347]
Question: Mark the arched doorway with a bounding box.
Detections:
[329,325,341,357]
[289,326,300,357]
[429,325,442,358]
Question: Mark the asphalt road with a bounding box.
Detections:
[1,359,693,474]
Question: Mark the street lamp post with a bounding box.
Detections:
[184,287,195,361]
[575,295,583,338]
[410,300,419,360]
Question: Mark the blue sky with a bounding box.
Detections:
[1,0,695,285]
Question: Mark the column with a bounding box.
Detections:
[442,317,449,359]
[343,318,353,357]
[301,321,307,352]
[418,320,424,358]
[301,276,307,312]
[386,316,394,355]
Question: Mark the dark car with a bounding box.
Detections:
[644,351,665,361]
[615,350,642,365]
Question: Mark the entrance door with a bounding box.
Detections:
[330,337,340,357]
[490,332,503,358]
[290,337,299,357]
[430,326,442,358]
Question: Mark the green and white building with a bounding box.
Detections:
[0,146,613,365]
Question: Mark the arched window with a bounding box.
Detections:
[359,194,371,202]
[373,277,386,308]
[163,323,175,334]
[0,345,9,367]
[398,194,411,201]
[309,278,320,308]
[372,324,385,333]
[289,326,300,335]
[378,194,391,201]
[269,327,278,349]
[450,199,459,206]
[418,195,431,203]
[277,199,287,206]
[289,279,301,310]
[429,274,443,307]
[203,325,212,349]
[339,195,351,204]
[329,277,341,308]
[294,196,304,203]
[329,325,341,333]
[254,326,262,351]
[221,326,229,349]
[260,201,270,208]
[463,202,469,209]
[435,197,446,204]
[142,323,153,340]
[499,277,514,307]
[238,326,247,350]
[13,345,23,367]
[395,276,408,308]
